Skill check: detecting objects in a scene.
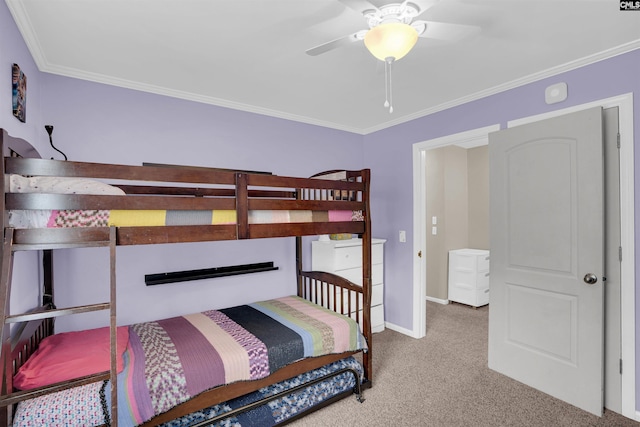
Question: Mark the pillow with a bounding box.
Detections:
[13,326,129,390]
[9,174,125,195]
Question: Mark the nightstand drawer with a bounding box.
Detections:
[450,248,490,272]
[449,285,490,307]
[449,270,489,290]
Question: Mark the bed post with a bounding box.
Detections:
[295,183,303,297]
[361,169,373,384]
[296,236,303,296]
[0,131,6,276]
[236,173,249,239]
[0,131,6,427]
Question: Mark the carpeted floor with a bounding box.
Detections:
[289,301,639,427]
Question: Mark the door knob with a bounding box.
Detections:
[583,273,598,285]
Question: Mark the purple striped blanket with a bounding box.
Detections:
[116,295,366,426]
[13,296,366,426]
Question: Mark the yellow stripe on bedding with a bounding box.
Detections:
[212,210,236,224]
[108,210,167,226]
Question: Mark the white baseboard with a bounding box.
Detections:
[386,298,450,338]
[384,321,421,338]
[426,296,449,305]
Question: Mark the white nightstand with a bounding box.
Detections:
[448,248,490,308]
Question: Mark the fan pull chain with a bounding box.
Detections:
[384,57,394,114]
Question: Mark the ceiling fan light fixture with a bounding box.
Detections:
[364,22,419,61]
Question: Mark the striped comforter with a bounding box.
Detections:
[114,295,365,426]
[8,209,363,228]
[13,296,366,427]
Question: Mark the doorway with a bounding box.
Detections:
[423,140,490,303]
[411,93,635,418]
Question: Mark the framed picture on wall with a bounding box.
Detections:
[12,63,26,123]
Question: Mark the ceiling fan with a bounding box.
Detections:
[305,0,480,60]
[306,0,480,113]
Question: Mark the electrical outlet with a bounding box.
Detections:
[399,230,406,243]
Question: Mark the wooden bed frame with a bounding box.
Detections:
[0,129,373,426]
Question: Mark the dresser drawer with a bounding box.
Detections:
[372,283,383,307]
[330,243,384,270]
[449,270,490,289]
[450,248,490,272]
[371,305,385,332]
[351,305,385,332]
[449,284,490,307]
[332,245,363,270]
[331,282,383,313]
[336,263,383,286]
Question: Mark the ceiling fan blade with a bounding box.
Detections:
[305,31,365,56]
[413,20,480,42]
[338,0,379,15]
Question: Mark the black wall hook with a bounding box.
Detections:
[45,125,67,161]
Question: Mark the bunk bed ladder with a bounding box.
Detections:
[0,227,119,427]
[0,228,17,418]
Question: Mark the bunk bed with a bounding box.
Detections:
[0,129,373,426]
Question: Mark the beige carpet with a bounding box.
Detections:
[290,301,639,427]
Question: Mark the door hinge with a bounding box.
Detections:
[617,133,621,149]
[620,358,623,374]
[619,246,623,262]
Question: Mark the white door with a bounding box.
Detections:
[488,107,604,416]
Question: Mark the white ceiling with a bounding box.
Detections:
[7,0,640,134]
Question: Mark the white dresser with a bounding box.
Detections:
[311,237,386,332]
[448,248,490,308]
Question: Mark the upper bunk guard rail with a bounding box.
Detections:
[4,158,239,185]
[4,156,368,246]
[5,157,366,194]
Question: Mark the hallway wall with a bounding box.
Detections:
[425,145,489,301]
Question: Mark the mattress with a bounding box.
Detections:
[8,208,363,229]
[12,296,367,427]
[7,172,364,229]
[162,356,363,427]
